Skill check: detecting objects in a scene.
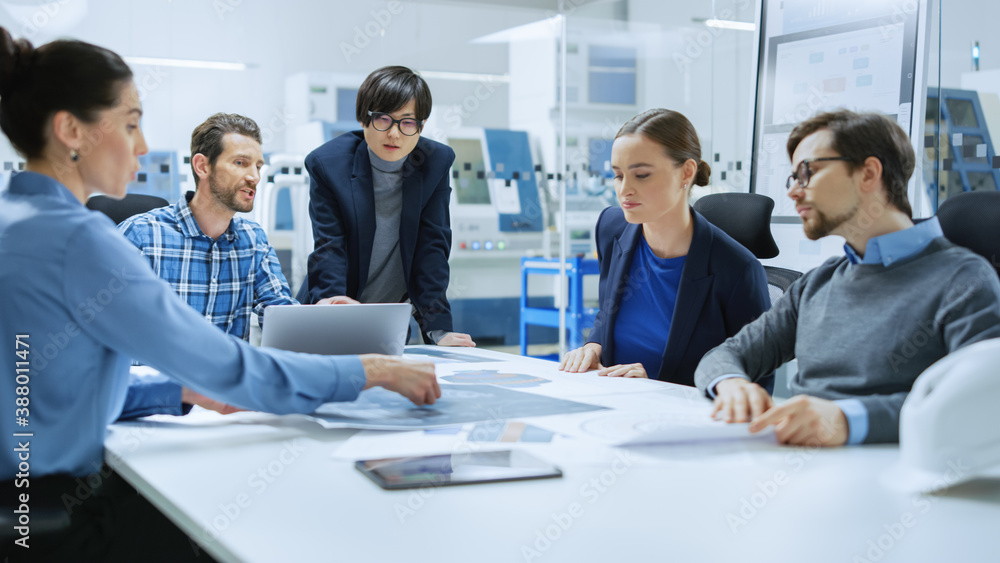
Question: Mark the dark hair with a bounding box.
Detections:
[190,113,262,181]
[787,110,914,217]
[616,108,711,188]
[0,27,133,159]
[355,65,432,128]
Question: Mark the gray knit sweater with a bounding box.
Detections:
[359,147,407,305]
[694,238,1000,443]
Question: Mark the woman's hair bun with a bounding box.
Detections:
[694,159,711,186]
[0,28,34,97]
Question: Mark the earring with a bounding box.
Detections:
[70,150,79,162]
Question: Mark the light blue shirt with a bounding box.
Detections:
[1,172,365,477]
[708,218,944,445]
[119,191,297,342]
[842,217,943,267]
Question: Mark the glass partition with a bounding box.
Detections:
[928,0,999,213]
[0,0,954,356]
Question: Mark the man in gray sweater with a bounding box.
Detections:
[695,110,1000,446]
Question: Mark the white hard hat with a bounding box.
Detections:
[889,338,1000,493]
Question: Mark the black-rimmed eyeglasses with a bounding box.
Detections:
[367,111,421,136]
[786,157,853,191]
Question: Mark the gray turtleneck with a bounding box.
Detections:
[359,147,407,306]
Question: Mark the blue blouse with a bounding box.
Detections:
[0,172,365,477]
[612,235,686,376]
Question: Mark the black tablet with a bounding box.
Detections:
[355,450,562,490]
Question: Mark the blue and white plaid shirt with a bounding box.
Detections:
[118,191,296,341]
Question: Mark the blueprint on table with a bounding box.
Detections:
[311,384,606,430]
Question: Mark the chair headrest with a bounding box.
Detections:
[693,193,780,259]
[86,193,169,225]
[936,191,1000,277]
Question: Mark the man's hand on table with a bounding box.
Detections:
[749,396,849,447]
[712,378,848,447]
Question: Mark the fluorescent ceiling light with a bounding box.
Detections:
[418,70,510,83]
[123,57,247,71]
[705,19,755,31]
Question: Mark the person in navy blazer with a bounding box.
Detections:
[560,109,770,387]
[298,66,474,347]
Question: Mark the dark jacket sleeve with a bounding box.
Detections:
[588,206,621,350]
[303,150,350,303]
[409,143,456,336]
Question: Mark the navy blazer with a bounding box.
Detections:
[588,206,771,387]
[299,131,456,337]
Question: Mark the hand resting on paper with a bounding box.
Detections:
[360,355,440,406]
[597,363,648,378]
[558,342,603,373]
[712,378,848,446]
[559,344,647,378]
[748,396,849,447]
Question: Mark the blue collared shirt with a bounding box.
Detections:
[709,218,944,445]
[118,191,296,341]
[842,217,943,267]
[1,172,365,477]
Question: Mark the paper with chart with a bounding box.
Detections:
[310,384,606,430]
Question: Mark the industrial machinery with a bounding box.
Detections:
[447,127,549,345]
[448,128,545,256]
[924,88,1000,211]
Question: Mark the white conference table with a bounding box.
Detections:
[105,347,1000,563]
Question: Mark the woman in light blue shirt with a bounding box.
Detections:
[0,28,438,561]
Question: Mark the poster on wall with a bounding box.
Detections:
[749,0,929,218]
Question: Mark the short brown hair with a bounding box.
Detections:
[787,110,914,217]
[190,113,262,181]
[355,65,431,127]
[616,108,711,188]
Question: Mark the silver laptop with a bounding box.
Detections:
[260,303,410,356]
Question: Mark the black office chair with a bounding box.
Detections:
[935,191,1000,279]
[86,193,169,225]
[693,192,803,302]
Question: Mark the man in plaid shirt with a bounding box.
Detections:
[120,113,346,342]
